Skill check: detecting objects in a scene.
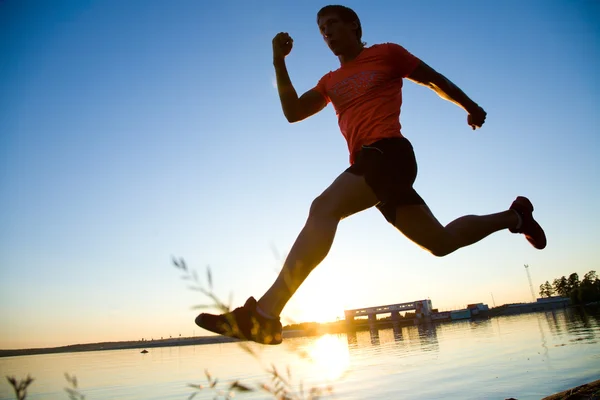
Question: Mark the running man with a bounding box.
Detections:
[195,5,546,345]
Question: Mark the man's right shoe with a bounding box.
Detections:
[195,297,283,345]
[509,196,547,250]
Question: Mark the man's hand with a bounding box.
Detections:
[272,32,293,61]
[467,105,487,130]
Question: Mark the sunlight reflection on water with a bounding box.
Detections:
[305,334,350,381]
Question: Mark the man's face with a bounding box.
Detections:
[317,13,357,55]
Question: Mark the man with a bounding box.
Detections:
[195,5,546,345]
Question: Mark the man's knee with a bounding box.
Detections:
[425,232,460,257]
[428,243,453,257]
[411,231,457,257]
[309,193,342,220]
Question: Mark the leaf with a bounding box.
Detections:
[210,378,218,388]
[237,342,258,358]
[187,393,198,400]
[207,266,213,290]
[270,242,282,261]
[187,384,204,390]
[274,385,285,396]
[191,304,215,310]
[271,363,278,378]
[205,369,212,383]
[261,383,274,394]
[230,380,254,392]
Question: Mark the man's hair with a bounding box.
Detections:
[317,5,364,44]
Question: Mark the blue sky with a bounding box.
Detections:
[1,0,599,349]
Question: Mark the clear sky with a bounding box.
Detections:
[1,0,599,349]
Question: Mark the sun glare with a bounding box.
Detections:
[306,334,350,381]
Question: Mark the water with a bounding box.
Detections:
[1,308,599,400]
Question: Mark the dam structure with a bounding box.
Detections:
[344,299,433,328]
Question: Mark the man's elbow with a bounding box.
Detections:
[284,110,303,123]
[285,114,298,123]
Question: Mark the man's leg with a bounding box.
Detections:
[194,170,378,344]
[257,171,379,317]
[392,197,546,257]
[392,204,519,257]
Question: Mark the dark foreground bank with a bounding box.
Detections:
[541,379,600,400]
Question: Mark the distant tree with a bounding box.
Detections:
[583,270,598,284]
[567,273,580,292]
[574,270,600,304]
[553,276,569,297]
[539,281,554,298]
[548,270,600,305]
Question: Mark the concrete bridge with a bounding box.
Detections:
[344,299,433,325]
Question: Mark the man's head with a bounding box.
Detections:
[316,5,364,56]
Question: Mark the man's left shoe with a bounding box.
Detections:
[195,297,283,345]
[509,196,547,250]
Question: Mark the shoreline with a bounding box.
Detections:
[0,330,315,358]
[0,335,238,358]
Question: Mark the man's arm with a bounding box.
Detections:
[407,61,486,129]
[273,58,327,123]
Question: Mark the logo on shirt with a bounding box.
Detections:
[328,70,387,109]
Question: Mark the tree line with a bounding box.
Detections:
[539,270,600,304]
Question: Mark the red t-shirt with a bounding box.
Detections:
[314,43,420,164]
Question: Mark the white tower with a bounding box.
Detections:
[524,264,536,302]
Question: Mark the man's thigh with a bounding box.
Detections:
[315,171,379,220]
[355,137,426,224]
[393,204,449,252]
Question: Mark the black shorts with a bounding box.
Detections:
[346,137,425,223]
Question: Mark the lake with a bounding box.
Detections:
[1,307,599,400]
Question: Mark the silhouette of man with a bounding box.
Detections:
[195,5,546,345]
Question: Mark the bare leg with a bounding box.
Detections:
[258,172,378,317]
[394,204,519,257]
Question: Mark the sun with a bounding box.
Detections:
[285,294,345,325]
[284,267,351,324]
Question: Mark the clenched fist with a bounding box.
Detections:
[273,32,293,61]
[468,105,487,130]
